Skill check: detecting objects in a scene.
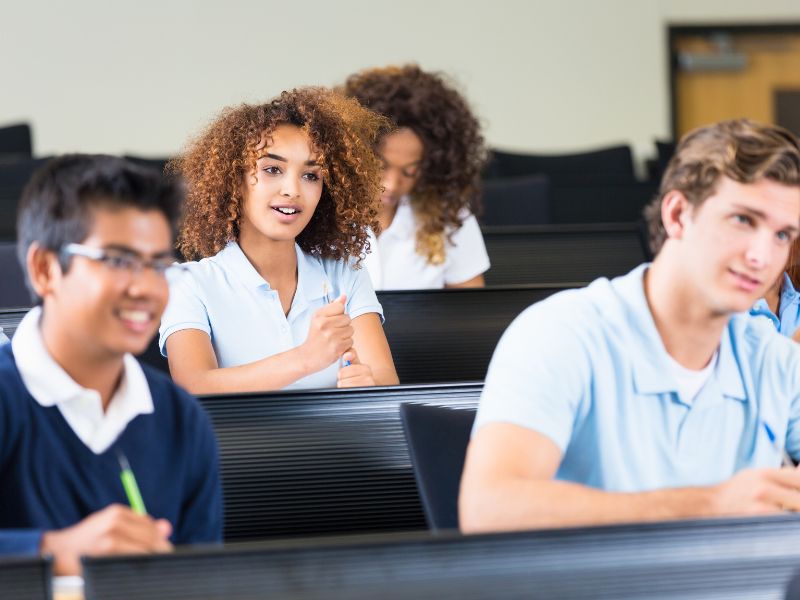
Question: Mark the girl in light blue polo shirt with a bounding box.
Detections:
[159,88,399,393]
[750,242,800,340]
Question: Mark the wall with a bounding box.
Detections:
[2,0,800,164]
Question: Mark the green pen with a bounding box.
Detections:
[116,450,147,515]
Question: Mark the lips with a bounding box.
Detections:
[116,308,155,334]
[270,204,302,222]
[728,268,762,293]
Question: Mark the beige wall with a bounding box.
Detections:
[2,0,800,165]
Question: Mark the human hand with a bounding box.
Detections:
[337,348,376,388]
[712,467,800,516]
[300,295,353,373]
[40,504,172,575]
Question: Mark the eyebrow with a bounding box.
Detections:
[731,204,800,233]
[262,153,319,166]
[102,244,174,259]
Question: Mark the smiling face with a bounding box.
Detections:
[378,127,423,212]
[675,176,800,315]
[239,124,323,245]
[40,206,173,358]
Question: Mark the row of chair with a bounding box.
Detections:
[3,284,563,384]
[479,174,658,226]
[0,223,651,308]
[8,515,800,600]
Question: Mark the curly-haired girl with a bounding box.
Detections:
[341,64,490,290]
[158,88,399,392]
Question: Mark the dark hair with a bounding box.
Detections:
[171,87,390,262]
[16,154,183,301]
[341,64,487,265]
[644,119,800,255]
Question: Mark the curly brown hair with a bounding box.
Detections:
[341,64,487,265]
[170,87,391,262]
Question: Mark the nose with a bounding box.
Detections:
[744,230,774,270]
[280,175,300,199]
[125,266,168,299]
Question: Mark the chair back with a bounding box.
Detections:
[400,403,476,531]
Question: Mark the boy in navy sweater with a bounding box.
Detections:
[0,155,222,575]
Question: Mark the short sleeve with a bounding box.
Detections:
[158,272,212,357]
[343,263,384,323]
[472,294,594,452]
[782,346,800,460]
[443,213,490,285]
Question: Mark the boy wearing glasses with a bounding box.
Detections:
[0,155,221,574]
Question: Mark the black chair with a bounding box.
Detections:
[0,556,51,600]
[400,403,476,531]
[0,241,30,308]
[0,157,50,241]
[486,145,636,182]
[140,285,576,381]
[0,123,33,159]
[199,383,482,542]
[83,515,800,600]
[482,223,648,286]
[479,174,550,225]
[549,181,658,224]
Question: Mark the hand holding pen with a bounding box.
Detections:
[301,293,354,373]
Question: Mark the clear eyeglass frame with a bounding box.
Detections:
[59,243,187,284]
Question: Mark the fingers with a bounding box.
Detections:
[91,505,172,554]
[343,349,360,365]
[337,362,375,388]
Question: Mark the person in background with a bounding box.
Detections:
[750,238,800,340]
[160,88,399,393]
[0,155,221,575]
[460,119,800,533]
[341,64,490,290]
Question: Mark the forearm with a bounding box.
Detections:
[459,478,717,533]
[179,346,314,395]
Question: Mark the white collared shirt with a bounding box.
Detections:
[158,242,383,390]
[11,307,154,454]
[364,197,490,290]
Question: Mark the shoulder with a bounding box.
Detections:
[733,312,800,373]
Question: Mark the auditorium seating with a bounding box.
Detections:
[197,383,482,542]
[0,124,33,160]
[482,223,648,286]
[0,158,49,241]
[0,242,29,308]
[479,174,550,226]
[0,557,51,600]
[485,145,636,182]
[82,515,800,599]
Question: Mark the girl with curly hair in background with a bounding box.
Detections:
[341,64,490,290]
[159,88,398,392]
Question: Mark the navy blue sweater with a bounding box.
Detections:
[0,344,222,555]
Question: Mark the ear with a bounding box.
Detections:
[26,243,62,300]
[660,190,694,241]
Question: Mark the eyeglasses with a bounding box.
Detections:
[60,243,186,282]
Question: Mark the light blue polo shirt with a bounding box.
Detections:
[159,242,383,390]
[474,264,800,492]
[750,272,800,338]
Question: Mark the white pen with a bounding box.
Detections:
[323,282,350,368]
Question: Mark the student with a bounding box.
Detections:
[750,240,800,340]
[460,119,800,532]
[160,88,399,393]
[0,155,222,574]
[341,65,490,290]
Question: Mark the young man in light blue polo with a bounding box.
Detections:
[460,119,800,532]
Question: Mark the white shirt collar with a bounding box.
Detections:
[11,306,154,454]
[381,196,415,239]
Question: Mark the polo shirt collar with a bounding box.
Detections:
[381,196,415,239]
[617,265,747,402]
[780,272,800,310]
[217,241,329,317]
[11,306,154,454]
